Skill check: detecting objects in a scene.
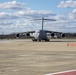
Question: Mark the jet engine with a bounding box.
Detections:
[16,33,27,38]
[50,33,66,38]
[61,33,65,37]
[26,33,30,36]
[55,33,66,38]
[51,33,55,37]
[16,33,20,37]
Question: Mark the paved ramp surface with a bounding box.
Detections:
[0,39,76,75]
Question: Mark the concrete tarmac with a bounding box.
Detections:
[0,39,76,75]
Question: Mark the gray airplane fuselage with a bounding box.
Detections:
[32,30,51,41]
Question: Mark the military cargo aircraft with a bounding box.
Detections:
[16,17,66,41]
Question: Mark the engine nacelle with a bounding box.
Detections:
[16,33,26,38]
[51,33,55,37]
[16,33,20,37]
[51,33,66,38]
[61,33,65,38]
[26,33,30,36]
[26,33,34,38]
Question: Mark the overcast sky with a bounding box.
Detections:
[0,0,76,34]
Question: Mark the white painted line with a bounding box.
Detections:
[45,69,76,75]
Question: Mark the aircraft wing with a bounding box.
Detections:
[45,30,63,34]
[44,30,67,38]
[16,31,35,38]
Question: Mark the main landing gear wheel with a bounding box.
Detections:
[45,39,49,42]
[32,38,37,41]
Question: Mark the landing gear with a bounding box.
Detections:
[32,38,37,41]
[32,38,50,42]
[45,39,50,42]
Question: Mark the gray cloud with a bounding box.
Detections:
[69,9,76,19]
[0,20,13,26]
[0,12,18,20]
[0,0,25,10]
[14,10,56,18]
[0,9,56,21]
[58,0,76,8]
